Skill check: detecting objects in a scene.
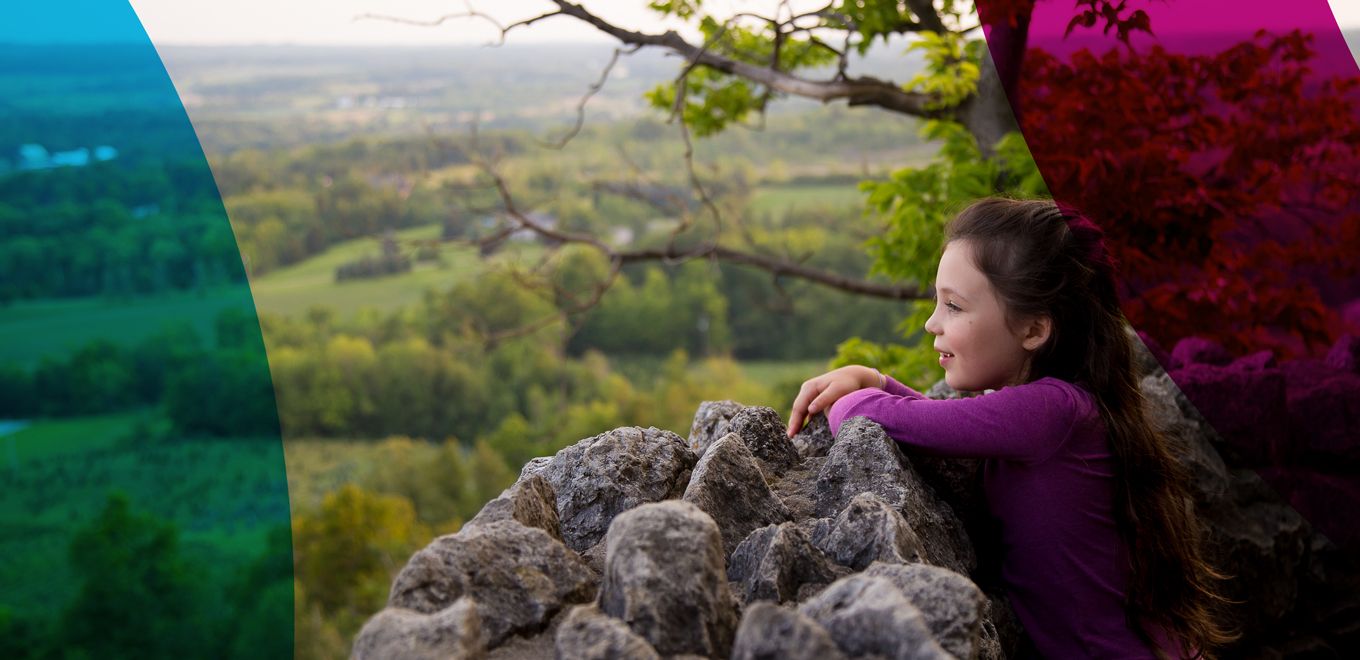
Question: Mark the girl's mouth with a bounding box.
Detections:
[939,352,954,365]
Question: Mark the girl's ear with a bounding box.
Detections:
[1020,315,1052,352]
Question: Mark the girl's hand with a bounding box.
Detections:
[785,365,881,438]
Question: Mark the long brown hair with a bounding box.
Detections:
[944,197,1241,659]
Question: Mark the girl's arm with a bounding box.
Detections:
[826,376,1091,465]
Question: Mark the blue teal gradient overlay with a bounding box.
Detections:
[0,2,292,658]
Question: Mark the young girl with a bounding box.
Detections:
[784,198,1239,659]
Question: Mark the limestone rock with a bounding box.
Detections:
[534,426,696,553]
[387,520,595,649]
[727,406,802,478]
[798,573,951,660]
[808,492,926,570]
[682,432,791,562]
[463,474,562,544]
[864,561,986,660]
[791,412,836,460]
[352,600,484,660]
[599,500,740,658]
[687,400,744,457]
[553,603,659,660]
[730,602,848,660]
[727,522,846,604]
[818,416,975,576]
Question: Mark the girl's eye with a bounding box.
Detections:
[945,301,962,312]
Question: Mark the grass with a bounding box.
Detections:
[247,224,544,317]
[748,183,867,220]
[2,411,141,463]
[0,287,256,368]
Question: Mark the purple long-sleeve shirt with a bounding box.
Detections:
[827,375,1184,659]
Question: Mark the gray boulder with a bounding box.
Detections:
[819,416,976,576]
[463,474,562,544]
[682,432,791,562]
[352,600,484,660]
[727,406,802,478]
[553,603,659,660]
[791,412,836,460]
[599,500,740,658]
[688,400,745,457]
[730,602,849,660]
[807,492,926,570]
[798,574,952,660]
[387,520,595,648]
[534,426,696,552]
[727,522,846,604]
[864,561,986,660]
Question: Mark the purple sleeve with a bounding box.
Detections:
[881,374,924,399]
[826,377,1087,464]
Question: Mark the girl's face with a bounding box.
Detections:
[924,239,1049,392]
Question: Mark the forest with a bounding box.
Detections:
[3,1,1356,656]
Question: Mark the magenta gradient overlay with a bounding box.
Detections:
[976,0,1360,551]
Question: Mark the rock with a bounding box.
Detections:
[580,540,607,577]
[1140,372,1231,506]
[730,602,849,660]
[863,561,986,660]
[464,474,562,544]
[808,492,926,570]
[688,400,745,457]
[553,603,659,660]
[1282,360,1360,468]
[599,500,740,658]
[1325,334,1360,373]
[982,594,1025,659]
[534,426,697,552]
[682,432,791,562]
[727,406,802,478]
[791,413,836,459]
[387,520,596,649]
[727,522,846,604]
[1132,328,1175,376]
[518,456,552,481]
[769,455,827,522]
[798,573,951,660]
[1172,336,1233,367]
[1171,360,1287,466]
[818,416,976,576]
[1201,469,1312,634]
[352,600,484,660]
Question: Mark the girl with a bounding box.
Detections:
[784,198,1239,659]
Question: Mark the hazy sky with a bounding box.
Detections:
[129,0,1360,46]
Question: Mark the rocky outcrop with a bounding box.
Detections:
[354,354,1353,659]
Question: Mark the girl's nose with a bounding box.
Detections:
[924,307,941,336]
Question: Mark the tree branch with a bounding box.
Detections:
[546,1,950,120]
[464,141,929,302]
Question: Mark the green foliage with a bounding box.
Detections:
[643,4,837,137]
[292,484,428,634]
[904,32,986,110]
[60,493,216,659]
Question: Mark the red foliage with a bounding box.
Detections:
[1012,32,1360,358]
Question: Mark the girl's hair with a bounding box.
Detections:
[944,197,1241,659]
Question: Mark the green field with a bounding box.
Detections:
[0,287,255,368]
[749,183,867,219]
[248,224,544,317]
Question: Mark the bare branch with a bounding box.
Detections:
[539,44,642,150]
[463,143,928,302]
[546,1,949,120]
[355,2,566,47]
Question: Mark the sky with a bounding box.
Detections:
[126,0,1360,46]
